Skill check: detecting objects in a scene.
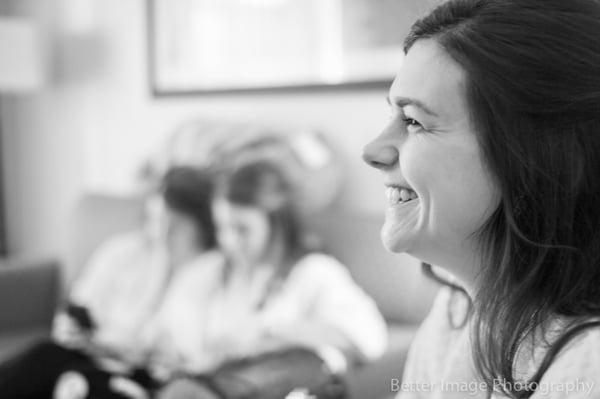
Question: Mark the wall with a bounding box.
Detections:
[1,0,421,264]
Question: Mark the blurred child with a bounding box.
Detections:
[157,159,388,399]
[0,166,217,398]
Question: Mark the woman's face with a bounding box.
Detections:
[212,197,271,265]
[363,39,500,270]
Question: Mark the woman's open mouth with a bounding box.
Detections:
[385,185,418,206]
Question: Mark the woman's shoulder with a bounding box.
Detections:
[92,230,147,256]
[290,252,352,280]
[173,250,226,282]
[541,323,600,384]
[510,318,600,398]
[278,253,357,295]
[78,231,151,278]
[161,251,226,303]
[189,249,226,267]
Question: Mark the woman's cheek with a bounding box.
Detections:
[399,139,436,197]
[398,141,424,182]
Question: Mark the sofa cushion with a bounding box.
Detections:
[0,259,60,331]
[0,328,50,363]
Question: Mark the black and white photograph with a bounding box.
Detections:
[1,0,599,398]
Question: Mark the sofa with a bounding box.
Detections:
[0,193,439,398]
[0,257,61,361]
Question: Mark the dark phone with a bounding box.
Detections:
[65,303,96,331]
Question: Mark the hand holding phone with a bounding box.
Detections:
[53,312,91,349]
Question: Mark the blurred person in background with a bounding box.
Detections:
[0,166,217,398]
[49,130,350,399]
[155,158,388,399]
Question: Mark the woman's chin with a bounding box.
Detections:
[380,225,416,253]
[381,200,421,253]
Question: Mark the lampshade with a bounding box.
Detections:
[0,17,43,92]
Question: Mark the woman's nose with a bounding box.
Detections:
[362,135,399,170]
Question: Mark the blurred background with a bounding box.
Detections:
[0,0,429,264]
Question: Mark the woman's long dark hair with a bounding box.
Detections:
[406,0,600,397]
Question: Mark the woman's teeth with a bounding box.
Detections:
[386,186,418,205]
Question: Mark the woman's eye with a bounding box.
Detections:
[402,117,422,128]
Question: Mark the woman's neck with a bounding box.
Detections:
[237,234,288,278]
[169,245,204,272]
[423,237,484,299]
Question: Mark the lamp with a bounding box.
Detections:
[0,17,44,254]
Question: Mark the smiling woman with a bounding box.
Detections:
[365,38,499,288]
[363,0,600,398]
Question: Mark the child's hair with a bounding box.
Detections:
[407,0,600,396]
[161,166,217,249]
[213,159,310,263]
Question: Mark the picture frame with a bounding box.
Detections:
[147,0,424,95]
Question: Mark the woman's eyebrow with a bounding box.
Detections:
[386,95,439,118]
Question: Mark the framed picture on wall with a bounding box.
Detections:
[147,0,426,95]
